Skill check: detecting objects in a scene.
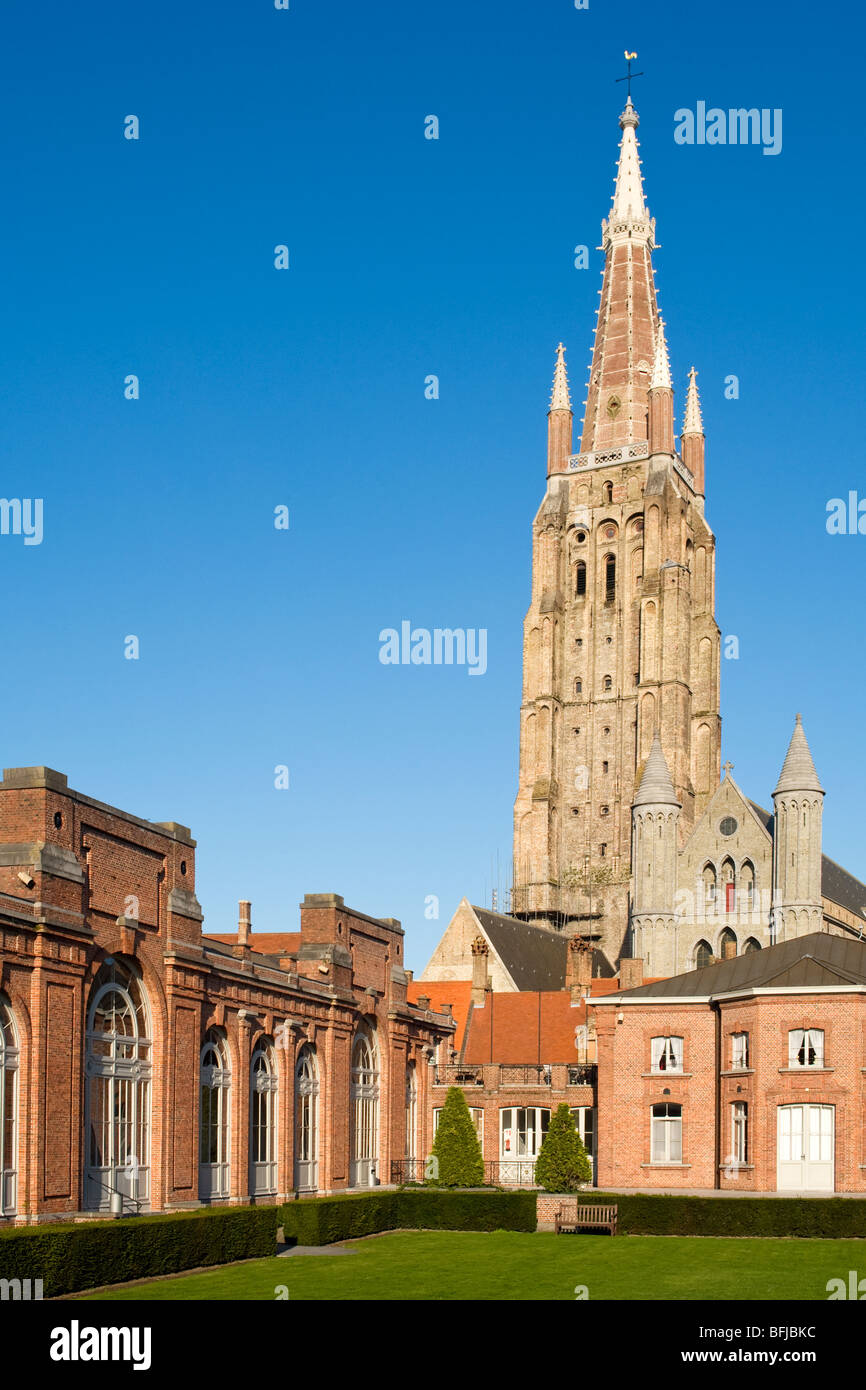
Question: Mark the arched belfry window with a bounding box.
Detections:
[85,959,152,1213]
[199,1030,231,1200]
[295,1045,319,1192]
[694,939,713,969]
[0,997,19,1216]
[603,482,613,505]
[576,561,587,597]
[604,554,616,604]
[350,1029,379,1188]
[250,1040,278,1196]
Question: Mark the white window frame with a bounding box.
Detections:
[731,1101,748,1165]
[250,1041,278,1196]
[350,1031,379,1187]
[433,1105,483,1147]
[650,1036,684,1074]
[0,1000,19,1216]
[84,963,152,1213]
[650,1103,682,1164]
[788,1028,825,1069]
[199,1031,231,1200]
[294,1045,319,1192]
[731,1032,749,1070]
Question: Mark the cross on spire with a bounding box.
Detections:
[616,50,644,99]
[723,760,734,776]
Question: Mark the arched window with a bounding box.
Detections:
[721,857,736,912]
[604,554,616,604]
[350,1030,379,1188]
[694,939,713,969]
[250,1040,278,1196]
[85,960,151,1213]
[602,482,613,505]
[199,1030,231,1200]
[575,678,583,695]
[406,1065,417,1165]
[603,674,612,692]
[0,998,19,1216]
[702,864,717,909]
[294,1045,319,1192]
[719,927,737,959]
[575,561,587,597]
[741,861,755,912]
[743,937,762,954]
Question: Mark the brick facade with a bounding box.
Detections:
[0,766,452,1223]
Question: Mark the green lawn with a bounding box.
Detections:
[82,1230,863,1301]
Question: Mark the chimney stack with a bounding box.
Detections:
[566,936,593,1001]
[471,936,490,1005]
[619,957,644,991]
[238,900,251,947]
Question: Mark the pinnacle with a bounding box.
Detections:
[549,341,572,413]
[774,715,824,796]
[650,318,672,392]
[683,367,703,435]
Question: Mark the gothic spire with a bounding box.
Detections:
[579,100,660,456]
[546,341,573,474]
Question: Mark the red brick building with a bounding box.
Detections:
[0,766,452,1223]
[594,932,866,1193]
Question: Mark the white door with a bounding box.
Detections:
[777,1104,834,1191]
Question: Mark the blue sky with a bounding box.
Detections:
[0,0,863,971]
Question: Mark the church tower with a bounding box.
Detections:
[772,714,825,939]
[512,97,722,962]
[630,733,681,977]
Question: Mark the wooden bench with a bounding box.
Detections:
[554,1202,618,1236]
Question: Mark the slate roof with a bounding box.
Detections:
[471,906,615,990]
[748,801,866,924]
[608,931,866,1000]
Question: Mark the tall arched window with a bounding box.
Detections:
[250,1040,278,1196]
[702,864,717,909]
[721,857,736,913]
[604,554,616,604]
[602,481,613,504]
[350,1030,379,1188]
[85,960,151,1213]
[719,927,737,959]
[743,937,762,953]
[575,561,586,597]
[741,861,755,913]
[294,1045,319,1192]
[0,998,19,1216]
[406,1065,417,1165]
[694,939,713,969]
[199,1030,231,1200]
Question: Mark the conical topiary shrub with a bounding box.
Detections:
[430,1086,485,1186]
[534,1103,592,1193]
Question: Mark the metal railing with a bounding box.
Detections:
[567,1064,598,1086]
[498,1065,551,1087]
[484,1159,538,1187]
[433,1065,484,1087]
[390,1159,427,1185]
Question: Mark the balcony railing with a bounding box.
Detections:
[568,1064,598,1087]
[390,1159,427,1184]
[433,1065,484,1087]
[485,1160,538,1187]
[498,1065,551,1087]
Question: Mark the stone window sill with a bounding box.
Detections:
[721,1068,754,1077]
[642,1072,691,1079]
[640,1163,692,1169]
[778,1067,833,1074]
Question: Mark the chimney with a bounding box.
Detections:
[416,994,430,1011]
[619,957,644,991]
[566,936,593,1001]
[238,900,251,947]
[471,936,490,1004]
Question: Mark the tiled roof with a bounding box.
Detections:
[608,931,866,1000]
[471,906,615,990]
[463,990,589,1064]
[407,980,472,1045]
[205,932,301,957]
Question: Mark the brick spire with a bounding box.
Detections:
[580,98,660,455]
[547,341,573,475]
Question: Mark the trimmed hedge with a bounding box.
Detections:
[0,1205,278,1296]
[573,1192,866,1239]
[279,1189,537,1246]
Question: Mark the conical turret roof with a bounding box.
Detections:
[549,342,571,412]
[634,733,680,807]
[774,714,824,796]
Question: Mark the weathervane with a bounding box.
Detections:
[616,50,644,99]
